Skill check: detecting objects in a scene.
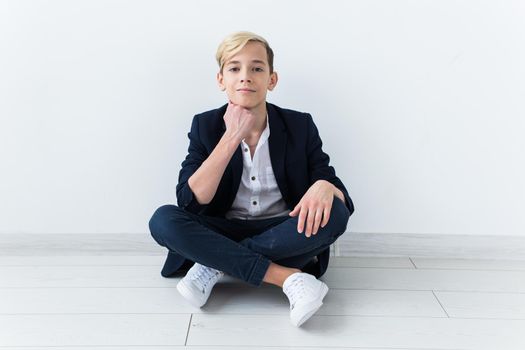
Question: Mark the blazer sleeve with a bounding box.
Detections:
[305,113,355,215]
[175,115,209,214]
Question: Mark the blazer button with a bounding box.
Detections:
[251,176,256,181]
[252,201,257,205]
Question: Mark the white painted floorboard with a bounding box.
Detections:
[321,267,525,292]
[435,291,525,319]
[0,287,447,317]
[0,348,436,350]
[4,264,525,292]
[0,314,189,346]
[411,257,525,271]
[187,314,525,349]
[1,255,525,348]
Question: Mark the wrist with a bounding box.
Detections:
[220,131,242,151]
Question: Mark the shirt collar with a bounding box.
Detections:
[261,113,270,140]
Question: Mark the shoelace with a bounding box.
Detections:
[285,277,307,310]
[191,266,221,293]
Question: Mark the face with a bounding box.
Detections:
[217,41,278,110]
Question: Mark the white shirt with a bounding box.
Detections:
[225,115,290,220]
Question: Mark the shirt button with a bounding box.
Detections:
[244,148,248,152]
[251,176,256,181]
[252,201,257,205]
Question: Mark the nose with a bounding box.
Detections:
[240,68,252,83]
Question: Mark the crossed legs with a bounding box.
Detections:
[149,196,350,287]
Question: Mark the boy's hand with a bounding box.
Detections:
[223,101,256,142]
[289,180,336,237]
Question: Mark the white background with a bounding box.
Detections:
[1,0,524,235]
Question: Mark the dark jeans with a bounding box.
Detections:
[149,195,350,286]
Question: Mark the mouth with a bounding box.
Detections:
[237,88,256,92]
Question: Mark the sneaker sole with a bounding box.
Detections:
[176,279,205,308]
[291,282,329,327]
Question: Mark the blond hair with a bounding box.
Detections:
[216,31,274,74]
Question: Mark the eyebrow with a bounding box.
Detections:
[226,59,266,65]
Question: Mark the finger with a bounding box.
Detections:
[312,209,323,235]
[321,205,332,227]
[305,207,315,237]
[297,206,308,234]
[289,204,300,217]
[320,206,329,227]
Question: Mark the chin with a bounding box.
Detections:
[234,99,264,110]
[238,103,255,109]
[227,93,264,108]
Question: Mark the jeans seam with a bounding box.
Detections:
[248,255,271,286]
[269,235,335,262]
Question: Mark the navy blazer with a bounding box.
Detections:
[160,102,354,278]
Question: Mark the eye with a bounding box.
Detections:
[228,67,239,72]
[254,67,264,72]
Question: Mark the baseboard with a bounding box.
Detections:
[335,232,525,260]
[1,233,524,260]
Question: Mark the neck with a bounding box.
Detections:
[247,102,267,135]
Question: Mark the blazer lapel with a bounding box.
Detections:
[267,103,290,204]
[230,145,243,200]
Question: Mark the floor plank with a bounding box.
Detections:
[0,233,161,255]
[0,265,175,288]
[0,314,189,346]
[435,291,525,319]
[4,265,525,292]
[0,347,433,350]
[0,255,413,268]
[328,256,415,268]
[206,286,446,317]
[321,267,525,292]
[0,286,446,318]
[412,258,525,271]
[187,314,525,349]
[0,255,165,266]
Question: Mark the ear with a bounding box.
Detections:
[217,72,226,91]
[267,71,278,91]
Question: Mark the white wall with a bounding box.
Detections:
[1,0,524,235]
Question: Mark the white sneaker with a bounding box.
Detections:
[176,262,224,308]
[282,272,329,327]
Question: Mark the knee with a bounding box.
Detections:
[148,204,188,246]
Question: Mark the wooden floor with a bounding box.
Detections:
[1,253,525,349]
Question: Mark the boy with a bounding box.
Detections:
[149,31,354,327]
